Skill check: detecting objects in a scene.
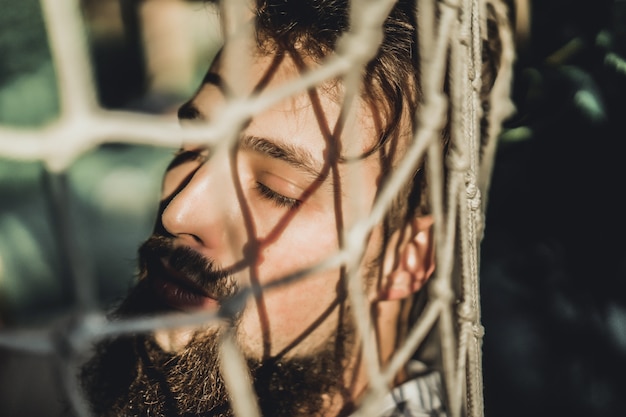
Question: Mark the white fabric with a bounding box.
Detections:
[375,361,447,417]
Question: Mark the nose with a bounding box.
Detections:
[161,151,240,256]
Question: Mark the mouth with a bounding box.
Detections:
[149,259,221,312]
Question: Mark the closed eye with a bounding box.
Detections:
[255,182,301,209]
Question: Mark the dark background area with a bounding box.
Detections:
[481,1,626,416]
[0,0,625,416]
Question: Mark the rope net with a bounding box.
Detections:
[0,0,516,416]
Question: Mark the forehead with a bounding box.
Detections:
[193,50,384,161]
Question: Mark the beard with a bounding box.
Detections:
[80,234,356,417]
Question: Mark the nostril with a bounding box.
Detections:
[175,232,206,248]
[188,233,204,245]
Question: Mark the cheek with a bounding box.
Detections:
[258,211,339,277]
[236,213,343,356]
[238,267,343,357]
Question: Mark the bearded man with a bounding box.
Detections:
[81,0,448,416]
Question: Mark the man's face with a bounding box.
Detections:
[81,47,394,417]
[151,49,386,359]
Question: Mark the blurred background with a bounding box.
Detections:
[0,0,221,414]
[480,1,626,416]
[0,0,625,416]
[0,0,221,325]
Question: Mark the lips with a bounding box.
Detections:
[149,258,220,312]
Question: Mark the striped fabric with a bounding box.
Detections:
[374,361,447,417]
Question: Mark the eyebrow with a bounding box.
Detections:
[177,92,326,181]
[238,135,324,180]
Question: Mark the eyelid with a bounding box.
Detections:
[256,182,302,209]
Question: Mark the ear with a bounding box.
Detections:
[374,215,435,302]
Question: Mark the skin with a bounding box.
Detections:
[152,45,435,413]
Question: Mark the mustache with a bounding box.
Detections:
[138,234,238,301]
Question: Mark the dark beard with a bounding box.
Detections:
[80,234,355,417]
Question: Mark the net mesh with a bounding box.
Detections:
[0,0,517,416]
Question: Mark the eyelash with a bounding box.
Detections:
[255,182,301,209]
